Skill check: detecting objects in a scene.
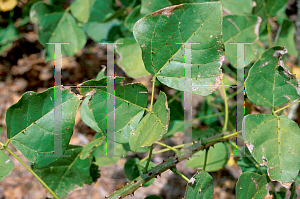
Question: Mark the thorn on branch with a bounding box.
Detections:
[174,157,179,163]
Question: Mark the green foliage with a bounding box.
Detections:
[184,169,214,199]
[33,145,99,198]
[134,3,224,96]
[235,172,268,198]
[0,151,14,181]
[6,87,81,168]
[1,0,300,198]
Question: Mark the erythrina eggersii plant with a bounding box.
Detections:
[1,0,300,198]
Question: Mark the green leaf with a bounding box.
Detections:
[244,114,300,183]
[125,5,144,32]
[79,77,148,140]
[115,38,150,78]
[184,169,214,199]
[80,136,106,159]
[236,146,267,175]
[274,19,298,58]
[168,97,184,121]
[236,172,268,199]
[245,46,300,108]
[92,141,127,167]
[219,0,252,15]
[6,87,81,168]
[252,0,288,33]
[33,145,99,198]
[30,2,87,62]
[80,95,103,134]
[124,158,155,187]
[70,0,91,22]
[88,0,115,22]
[133,2,225,96]
[185,142,230,172]
[129,91,170,152]
[162,120,185,139]
[96,66,106,80]
[82,19,122,42]
[115,110,145,144]
[0,151,14,181]
[0,23,20,45]
[223,15,264,68]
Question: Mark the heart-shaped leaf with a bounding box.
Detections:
[80,95,103,134]
[244,114,300,183]
[184,169,214,199]
[6,87,81,168]
[245,46,300,108]
[33,145,100,198]
[30,2,87,62]
[0,151,14,181]
[129,91,170,151]
[236,172,269,199]
[133,2,225,96]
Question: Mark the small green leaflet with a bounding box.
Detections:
[0,151,14,181]
[129,91,170,151]
[184,169,214,199]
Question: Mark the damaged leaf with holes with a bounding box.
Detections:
[6,87,81,168]
[245,46,300,108]
[33,145,100,198]
[133,2,225,96]
[236,172,268,199]
[184,169,214,199]
[244,114,300,184]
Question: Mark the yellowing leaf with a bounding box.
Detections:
[0,0,17,12]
